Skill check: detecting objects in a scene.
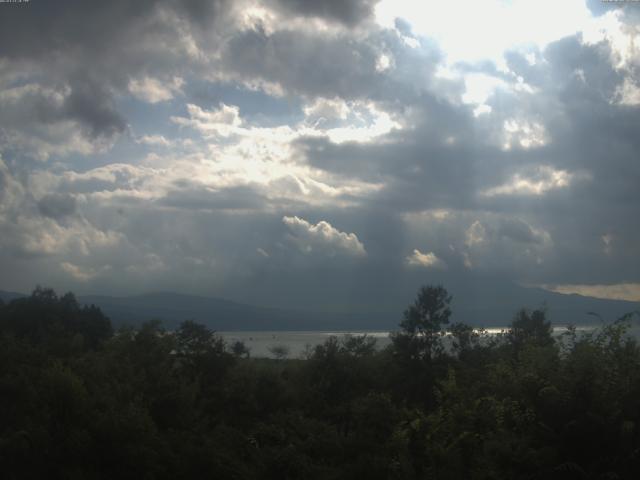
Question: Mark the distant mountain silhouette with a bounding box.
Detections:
[0,290,26,303]
[450,282,638,327]
[78,292,386,330]
[1,284,637,330]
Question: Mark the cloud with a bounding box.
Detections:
[0,1,639,309]
[465,221,486,247]
[266,0,378,26]
[0,157,25,215]
[219,27,392,100]
[498,218,549,245]
[406,249,446,269]
[62,77,128,138]
[282,215,366,257]
[60,262,106,282]
[0,82,122,160]
[136,134,173,147]
[480,167,576,197]
[37,193,77,219]
[172,103,243,137]
[0,0,236,159]
[159,184,266,211]
[541,282,640,302]
[128,76,185,103]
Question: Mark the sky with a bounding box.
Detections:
[0,0,639,311]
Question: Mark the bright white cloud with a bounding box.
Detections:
[501,119,548,150]
[283,216,366,257]
[406,249,446,269]
[128,76,184,103]
[174,100,400,150]
[375,52,393,72]
[581,8,639,70]
[164,101,387,208]
[375,0,593,66]
[137,134,173,147]
[303,97,350,124]
[541,283,640,302]
[60,262,111,282]
[318,105,400,144]
[172,103,242,137]
[465,220,487,247]
[482,166,575,197]
[613,77,640,106]
[463,73,506,106]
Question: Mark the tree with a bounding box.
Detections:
[175,320,232,380]
[394,285,453,360]
[400,285,452,335]
[389,286,453,408]
[449,322,477,353]
[230,340,250,358]
[0,287,111,351]
[176,320,223,357]
[341,334,377,357]
[268,344,290,360]
[508,308,553,351]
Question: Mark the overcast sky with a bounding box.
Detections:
[0,0,639,309]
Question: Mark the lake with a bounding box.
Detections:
[219,325,611,358]
[219,330,392,358]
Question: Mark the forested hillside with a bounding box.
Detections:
[1,286,639,479]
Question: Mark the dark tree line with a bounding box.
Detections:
[1,285,639,479]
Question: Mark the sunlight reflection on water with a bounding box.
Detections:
[220,325,636,358]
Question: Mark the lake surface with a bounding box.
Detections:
[219,325,615,358]
[219,331,392,358]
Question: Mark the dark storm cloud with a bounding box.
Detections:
[0,0,228,60]
[37,193,77,219]
[544,36,623,105]
[267,0,378,25]
[0,0,230,142]
[296,88,475,180]
[222,27,382,99]
[63,77,127,138]
[311,34,636,210]
[281,30,640,289]
[0,1,153,60]
[294,96,485,213]
[535,37,640,204]
[486,38,640,283]
[221,24,443,102]
[0,78,125,155]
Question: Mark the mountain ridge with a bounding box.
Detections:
[2,284,638,331]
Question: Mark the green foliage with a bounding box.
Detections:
[400,285,452,336]
[230,339,250,358]
[1,286,640,479]
[268,344,291,360]
[341,333,377,357]
[392,285,453,361]
[0,286,112,352]
[508,308,554,352]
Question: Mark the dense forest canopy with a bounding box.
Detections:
[1,286,639,479]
